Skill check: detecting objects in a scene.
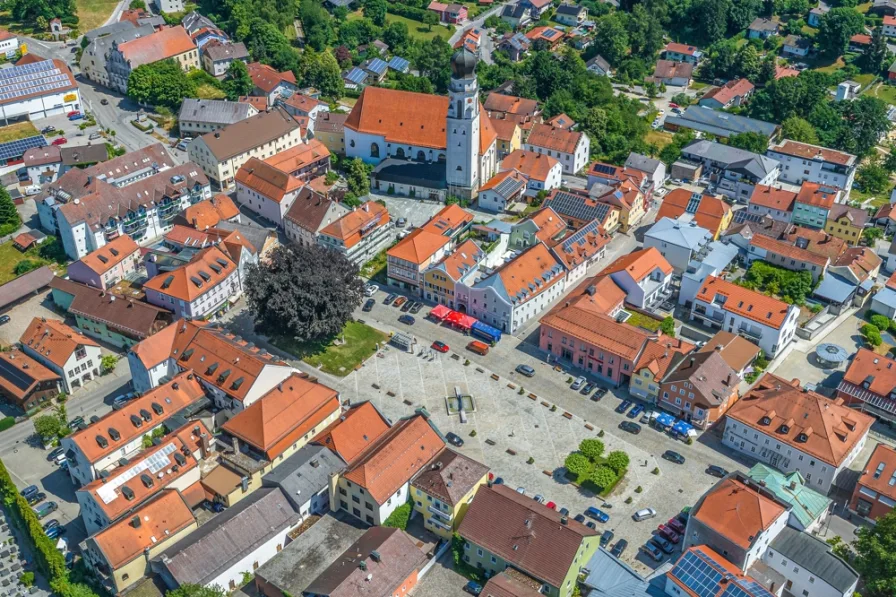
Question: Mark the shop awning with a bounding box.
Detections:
[430,304,451,320]
[445,311,477,329]
[672,420,695,437]
[655,412,675,427]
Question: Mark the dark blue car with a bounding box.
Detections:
[615,400,632,414]
[585,506,610,523]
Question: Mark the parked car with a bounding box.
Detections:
[53,451,67,465]
[516,487,525,495]
[68,416,84,429]
[657,524,681,544]
[445,432,464,447]
[68,112,83,120]
[574,514,586,524]
[545,501,557,510]
[26,492,46,506]
[640,410,653,424]
[393,296,407,308]
[384,293,397,305]
[492,477,504,485]
[410,302,424,314]
[431,341,449,353]
[362,298,375,312]
[51,137,67,146]
[46,447,64,462]
[600,530,614,547]
[570,376,586,390]
[33,501,57,519]
[42,520,59,532]
[515,364,535,377]
[640,542,664,562]
[633,507,657,522]
[628,404,644,419]
[610,539,628,558]
[40,126,55,134]
[586,521,597,530]
[396,218,407,228]
[0,315,10,325]
[46,525,66,539]
[663,450,686,464]
[463,581,482,596]
[591,387,607,402]
[88,132,102,141]
[112,392,137,410]
[400,299,413,312]
[466,340,489,356]
[677,506,691,525]
[618,421,642,434]
[650,536,675,554]
[615,400,632,414]
[100,98,109,105]
[666,517,686,535]
[706,465,728,478]
[558,507,569,516]
[397,314,415,325]
[580,382,596,395]
[533,494,545,504]
[20,485,39,498]
[585,506,609,523]
[25,184,42,196]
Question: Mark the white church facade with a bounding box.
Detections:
[343,50,498,200]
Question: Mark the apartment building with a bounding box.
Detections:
[317,201,392,265]
[658,351,740,429]
[411,449,488,539]
[20,318,102,394]
[747,184,797,223]
[523,123,590,175]
[849,442,896,522]
[766,140,857,196]
[66,234,141,290]
[792,182,840,229]
[178,98,258,137]
[837,347,896,427]
[656,189,733,239]
[282,188,349,246]
[143,246,241,320]
[106,26,198,93]
[680,141,780,202]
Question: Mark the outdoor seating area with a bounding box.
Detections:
[428,305,503,343]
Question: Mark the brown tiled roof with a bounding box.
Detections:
[202,40,248,62]
[93,490,194,569]
[781,225,846,259]
[423,203,474,236]
[118,26,195,66]
[772,140,855,166]
[500,150,558,182]
[387,228,450,265]
[129,320,178,369]
[143,245,236,303]
[695,276,793,329]
[0,350,59,401]
[795,182,838,209]
[634,334,695,380]
[842,347,896,398]
[320,201,389,249]
[198,106,300,161]
[458,484,598,588]
[283,187,340,233]
[282,93,322,113]
[701,78,754,106]
[313,401,391,464]
[23,145,61,167]
[749,234,829,267]
[651,60,693,80]
[665,42,700,55]
[343,414,444,504]
[222,373,340,459]
[264,138,330,174]
[693,477,786,549]
[662,351,739,408]
[727,373,875,466]
[315,110,347,134]
[484,93,539,117]
[832,247,880,281]
[200,464,242,496]
[489,243,565,304]
[433,239,484,281]
[541,308,650,360]
[235,157,302,203]
[491,119,519,142]
[524,207,567,244]
[828,203,869,228]
[239,95,268,111]
[70,372,205,463]
[20,318,99,368]
[749,185,796,212]
[245,62,296,93]
[775,65,800,79]
[597,246,673,281]
[526,123,583,155]
[698,331,761,372]
[525,26,565,43]
[658,189,730,233]
[481,573,544,597]
[76,234,139,276]
[856,443,896,503]
[411,449,488,506]
[182,194,240,229]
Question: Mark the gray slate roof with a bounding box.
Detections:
[582,548,667,596]
[155,487,300,586]
[178,98,256,127]
[665,105,778,139]
[769,526,858,593]
[645,217,712,250]
[182,11,218,35]
[681,140,780,181]
[203,41,249,62]
[83,20,137,42]
[261,444,344,509]
[625,152,662,175]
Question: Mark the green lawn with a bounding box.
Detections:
[645,129,674,150]
[0,238,69,285]
[386,13,452,41]
[76,0,120,32]
[865,82,896,107]
[271,321,388,376]
[625,311,662,332]
[359,248,388,283]
[0,122,37,144]
[689,80,710,90]
[196,84,226,100]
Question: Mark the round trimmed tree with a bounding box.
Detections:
[589,465,618,491]
[564,453,591,478]
[579,438,604,463]
[606,450,630,474]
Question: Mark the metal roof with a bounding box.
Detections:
[645,217,712,250]
[344,67,368,85]
[387,56,410,71]
[261,444,344,509]
[769,527,858,593]
[178,98,256,126]
[582,548,666,596]
[0,60,74,104]
[666,106,778,138]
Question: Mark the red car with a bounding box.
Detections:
[431,341,449,353]
[66,110,80,117]
[545,501,557,510]
[51,137,67,146]
[669,102,679,109]
[667,517,685,535]
[657,524,681,544]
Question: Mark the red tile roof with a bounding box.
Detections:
[118,26,196,66]
[182,194,240,230]
[658,189,730,233]
[500,150,558,182]
[665,42,700,55]
[634,334,695,379]
[20,318,99,368]
[142,245,237,303]
[694,477,786,549]
[856,443,896,504]
[235,157,302,203]
[701,78,754,106]
[596,246,673,282]
[832,247,881,281]
[313,401,391,464]
[245,62,296,93]
[749,234,829,267]
[387,228,450,265]
[433,239,484,281]
[490,243,565,305]
[77,234,140,276]
[773,141,855,166]
[263,138,330,174]
[540,308,650,361]
[484,93,539,118]
[526,123,583,155]
[695,276,793,329]
[320,201,389,249]
[842,347,896,400]
[796,182,838,209]
[749,185,796,212]
[0,350,59,401]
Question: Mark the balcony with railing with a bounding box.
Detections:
[123,212,148,234]
[157,200,180,221]
[737,325,762,340]
[428,504,453,522]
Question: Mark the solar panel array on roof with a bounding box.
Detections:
[494,175,525,198]
[95,442,179,504]
[721,580,776,597]
[544,190,610,224]
[388,56,410,71]
[0,135,47,162]
[559,219,600,253]
[0,60,72,103]
[543,29,559,38]
[590,163,618,176]
[366,58,387,74]
[685,193,702,214]
[0,357,37,391]
[670,549,727,597]
[344,67,368,85]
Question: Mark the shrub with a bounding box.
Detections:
[660,316,676,337]
[871,314,891,332]
[606,450,630,474]
[686,437,694,445]
[464,359,470,366]
[13,260,39,276]
[635,486,643,493]
[565,453,591,477]
[652,467,660,475]
[550,404,557,412]
[866,330,883,347]
[469,429,477,437]
[527,457,534,464]
[19,572,34,587]
[598,429,605,437]
[382,502,412,529]
[567,376,573,383]
[625,496,633,504]
[579,438,605,462]
[589,465,617,490]
[518,387,525,395]
[101,354,119,374]
[0,417,14,432]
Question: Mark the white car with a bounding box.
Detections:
[570,376,587,390]
[364,284,378,296]
[633,507,658,522]
[654,188,668,199]
[25,185,41,196]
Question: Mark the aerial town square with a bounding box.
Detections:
[1,0,896,596]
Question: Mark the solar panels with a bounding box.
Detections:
[493,175,525,198]
[590,163,618,176]
[96,442,179,504]
[560,220,601,253]
[366,58,387,75]
[0,60,73,104]
[544,190,610,224]
[721,580,776,597]
[670,549,727,597]
[685,193,702,214]
[0,135,47,162]
[344,67,368,85]
[388,56,410,72]
[543,28,560,38]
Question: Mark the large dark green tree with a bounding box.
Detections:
[7,0,76,24]
[0,187,21,236]
[837,96,891,156]
[362,0,387,26]
[861,26,891,74]
[223,60,254,100]
[728,132,770,154]
[167,585,227,597]
[593,12,630,65]
[850,510,896,597]
[127,60,195,110]
[817,7,865,58]
[245,244,365,342]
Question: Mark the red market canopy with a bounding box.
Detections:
[430,304,451,320]
[445,311,477,329]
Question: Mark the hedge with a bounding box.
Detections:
[382,502,412,530]
[0,417,14,432]
[386,2,429,21]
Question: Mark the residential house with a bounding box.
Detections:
[666,547,783,597]
[75,420,211,534]
[792,182,840,229]
[543,189,620,233]
[106,26,198,93]
[283,188,349,246]
[625,153,667,189]
[647,60,693,86]
[520,0,553,18]
[360,57,388,83]
[498,31,531,61]
[508,207,568,251]
[663,42,703,64]
[153,487,301,591]
[500,150,562,196]
[748,464,831,532]
[698,79,755,109]
[683,473,790,572]
[317,201,392,265]
[178,193,241,229]
[201,41,249,78]
[62,371,207,486]
[500,4,531,29]
[20,318,101,394]
[491,119,522,160]
[763,526,859,597]
[747,185,796,223]
[698,330,761,376]
[748,17,780,38]
[187,107,303,190]
[782,35,811,57]
[884,15,896,36]
[313,111,348,155]
[808,6,827,26]
[48,277,171,349]
[586,161,648,194]
[245,62,297,103]
[178,98,258,137]
[680,141,781,202]
[79,22,156,88]
[234,158,303,228]
[66,234,141,290]
[549,220,611,288]
[723,372,874,493]
[849,442,896,522]
[313,400,391,465]
[477,169,528,213]
[766,140,857,197]
[722,213,792,253]
[83,490,197,595]
[525,26,566,50]
[457,483,600,597]
[23,144,109,186]
[142,245,241,320]
[0,350,61,412]
[279,93,326,121]
[656,189,733,239]
[427,1,468,23]
[422,239,486,307]
[870,0,896,16]
[838,347,896,426]
[663,105,778,140]
[0,30,18,59]
[658,351,740,429]
[411,448,489,538]
[586,55,612,77]
[484,93,542,137]
[679,241,740,308]
[304,527,427,597]
[554,3,587,26]
[689,276,799,357]
[644,216,713,273]
[747,234,829,282]
[260,444,343,518]
[455,242,566,333]
[333,413,444,526]
[629,335,696,402]
[824,203,867,245]
[581,548,663,596]
[590,179,646,232]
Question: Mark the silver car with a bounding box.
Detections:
[633,507,658,522]
[570,376,586,390]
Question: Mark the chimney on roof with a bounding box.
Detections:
[231,436,239,454]
[199,433,210,459]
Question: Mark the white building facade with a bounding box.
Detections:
[766,141,857,195]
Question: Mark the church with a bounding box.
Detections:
[343,49,498,200]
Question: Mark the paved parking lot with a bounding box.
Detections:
[0,291,62,347]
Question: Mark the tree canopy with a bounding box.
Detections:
[223,60,254,100]
[127,60,195,109]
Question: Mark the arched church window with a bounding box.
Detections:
[396,148,405,158]
[417,151,426,161]
[370,143,380,158]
